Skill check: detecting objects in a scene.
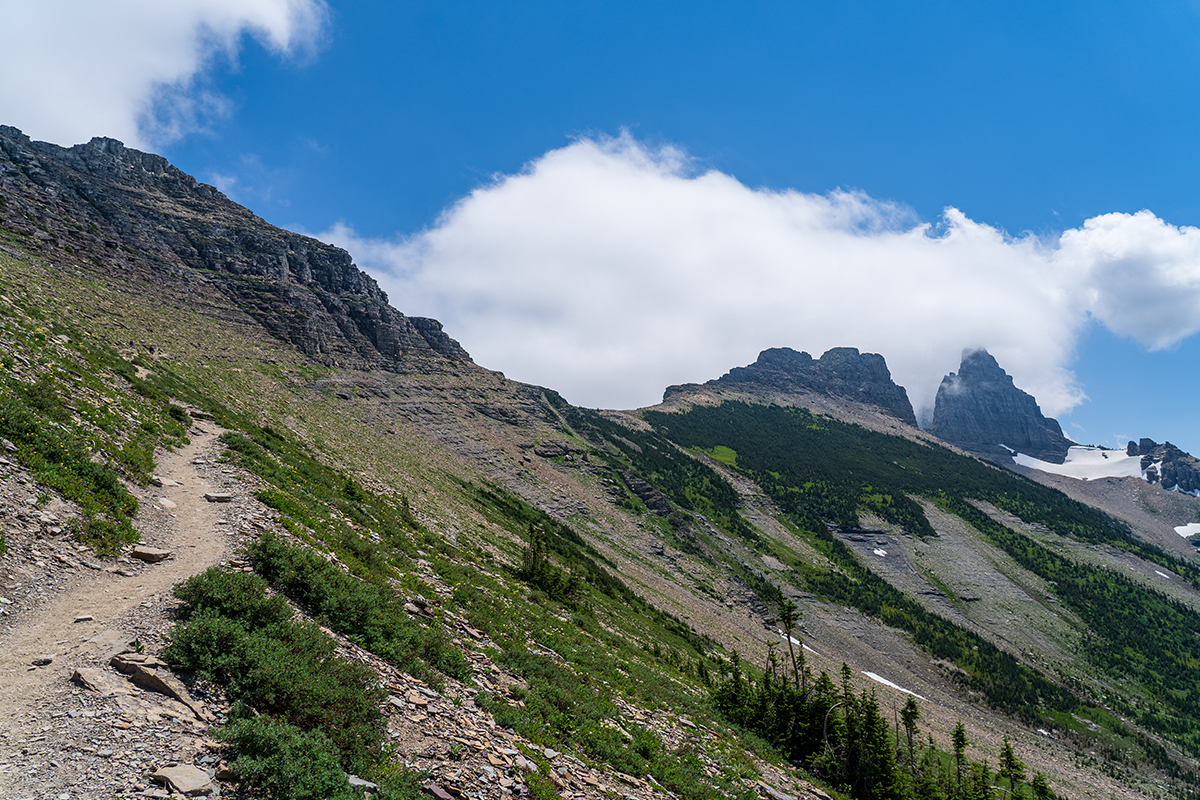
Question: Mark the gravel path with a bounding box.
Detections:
[0,423,234,799]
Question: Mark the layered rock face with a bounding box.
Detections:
[929,349,1072,464]
[1127,439,1200,494]
[665,346,918,426]
[0,126,469,371]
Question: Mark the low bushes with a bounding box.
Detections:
[0,389,138,554]
[218,718,364,800]
[245,532,470,680]
[165,567,386,788]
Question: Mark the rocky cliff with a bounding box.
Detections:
[928,349,1072,464]
[0,126,469,371]
[665,346,919,426]
[1127,438,1200,495]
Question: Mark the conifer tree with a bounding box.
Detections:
[952,721,968,794]
[900,697,920,778]
[777,590,804,691]
[1029,772,1053,800]
[998,737,1026,799]
[967,759,995,800]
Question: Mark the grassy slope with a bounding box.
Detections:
[0,252,786,798]
[4,245,1198,797]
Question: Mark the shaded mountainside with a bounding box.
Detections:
[929,349,1072,464]
[0,125,467,370]
[666,346,919,426]
[8,126,1200,800]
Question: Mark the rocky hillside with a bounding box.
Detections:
[928,349,1073,463]
[0,125,468,371]
[6,127,1200,800]
[665,346,918,426]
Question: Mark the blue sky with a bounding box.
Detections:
[4,1,1200,453]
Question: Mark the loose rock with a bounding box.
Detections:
[131,545,172,563]
[152,763,214,796]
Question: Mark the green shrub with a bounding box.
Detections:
[173,567,292,628]
[75,517,139,554]
[246,532,470,680]
[164,610,253,682]
[0,389,139,554]
[18,377,69,423]
[115,432,156,483]
[166,568,386,771]
[220,717,360,800]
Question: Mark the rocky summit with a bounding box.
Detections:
[1128,438,1200,494]
[664,346,919,426]
[929,348,1072,464]
[0,126,468,371]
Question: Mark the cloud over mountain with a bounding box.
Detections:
[325,134,1200,418]
[0,0,328,148]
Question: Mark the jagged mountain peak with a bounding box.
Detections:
[955,348,1010,381]
[0,125,470,372]
[929,348,1072,464]
[664,345,918,426]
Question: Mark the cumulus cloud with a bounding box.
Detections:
[0,0,328,148]
[1058,211,1200,349]
[321,134,1200,419]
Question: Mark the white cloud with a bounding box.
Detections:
[0,0,328,148]
[1057,211,1200,350]
[322,134,1200,418]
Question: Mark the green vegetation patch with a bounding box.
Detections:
[221,428,420,576]
[166,568,384,771]
[246,531,470,681]
[643,401,1200,773]
[704,445,739,467]
[166,566,425,798]
[0,310,195,554]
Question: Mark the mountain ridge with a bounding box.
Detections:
[0,125,468,371]
[665,345,919,427]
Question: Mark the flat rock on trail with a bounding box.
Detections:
[0,424,231,795]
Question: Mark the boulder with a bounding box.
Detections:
[152,764,213,796]
[71,667,131,697]
[111,653,213,721]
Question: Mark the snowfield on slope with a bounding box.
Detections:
[1012,446,1144,480]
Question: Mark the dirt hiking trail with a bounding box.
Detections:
[0,423,231,796]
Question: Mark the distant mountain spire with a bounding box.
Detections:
[928,349,1072,464]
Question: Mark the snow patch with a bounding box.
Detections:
[862,671,926,701]
[1174,523,1200,538]
[778,632,821,657]
[873,548,888,557]
[1012,446,1143,480]
[1155,570,1171,579]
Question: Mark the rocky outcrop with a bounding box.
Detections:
[665,347,918,426]
[1127,438,1200,494]
[0,126,469,371]
[928,349,1072,464]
